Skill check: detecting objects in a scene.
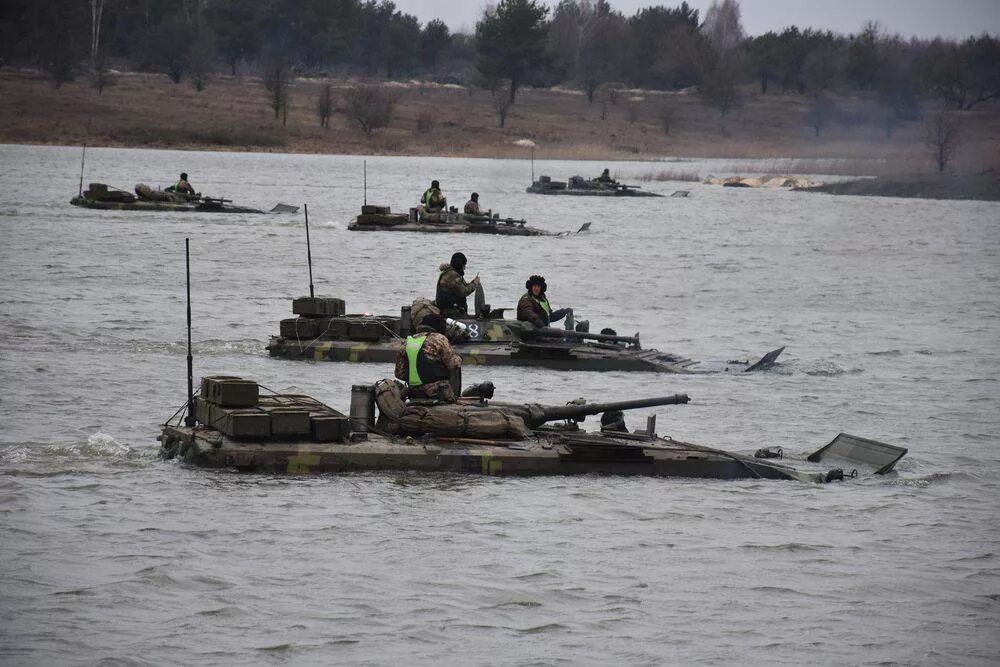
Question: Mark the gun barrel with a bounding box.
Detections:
[534,326,639,346]
[530,394,689,426]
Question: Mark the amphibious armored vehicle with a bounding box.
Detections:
[266,294,784,373]
[70,182,294,214]
[159,375,907,482]
[527,175,662,197]
[348,204,556,236]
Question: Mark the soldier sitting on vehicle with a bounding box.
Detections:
[167,172,195,195]
[464,192,481,215]
[435,252,480,318]
[517,275,574,330]
[421,180,447,213]
[395,314,462,403]
[596,168,617,185]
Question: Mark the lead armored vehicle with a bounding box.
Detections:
[348,204,558,236]
[159,375,907,482]
[266,293,784,373]
[527,175,662,197]
[70,182,295,214]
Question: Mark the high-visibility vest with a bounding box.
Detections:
[405,334,449,387]
[532,295,551,316]
[405,334,427,385]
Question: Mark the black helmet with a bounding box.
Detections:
[422,313,447,334]
[431,180,440,189]
[471,192,479,200]
[525,274,546,292]
[450,252,467,271]
[180,172,188,180]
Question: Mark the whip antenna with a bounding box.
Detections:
[363,159,367,206]
[304,203,314,298]
[184,238,195,427]
[78,143,87,197]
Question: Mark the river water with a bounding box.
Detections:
[1,144,998,665]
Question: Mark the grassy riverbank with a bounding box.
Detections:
[2,68,998,199]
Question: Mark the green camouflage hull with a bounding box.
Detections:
[266,337,706,372]
[160,424,827,481]
[70,196,264,214]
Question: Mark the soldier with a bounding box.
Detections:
[596,168,616,184]
[435,252,479,318]
[464,192,481,215]
[421,180,447,213]
[394,314,462,402]
[517,274,574,330]
[171,172,195,195]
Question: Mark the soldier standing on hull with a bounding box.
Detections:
[394,314,462,402]
[435,252,480,318]
[517,275,575,331]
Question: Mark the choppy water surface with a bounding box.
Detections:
[1,144,999,665]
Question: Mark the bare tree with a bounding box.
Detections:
[89,54,112,94]
[699,61,742,117]
[925,110,960,172]
[317,83,333,128]
[345,86,396,137]
[806,93,836,137]
[88,0,109,92]
[187,29,216,92]
[658,101,675,135]
[263,55,291,124]
[494,85,513,127]
[702,0,745,53]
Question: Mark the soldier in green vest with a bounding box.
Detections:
[420,179,447,213]
[170,172,195,195]
[517,275,574,330]
[394,314,462,402]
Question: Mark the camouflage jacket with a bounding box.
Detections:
[395,331,462,382]
[436,264,476,316]
[517,291,551,327]
[464,200,481,214]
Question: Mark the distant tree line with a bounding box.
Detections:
[2,0,997,121]
[0,0,467,86]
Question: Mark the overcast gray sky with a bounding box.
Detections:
[394,0,1000,39]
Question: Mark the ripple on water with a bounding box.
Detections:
[2,146,1000,665]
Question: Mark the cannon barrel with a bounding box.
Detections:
[466,214,527,226]
[532,326,639,346]
[507,394,689,427]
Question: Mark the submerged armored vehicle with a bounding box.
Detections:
[159,375,907,482]
[266,293,784,373]
[347,204,556,235]
[527,175,662,197]
[70,182,295,214]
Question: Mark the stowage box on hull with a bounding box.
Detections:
[201,376,259,407]
[293,297,346,317]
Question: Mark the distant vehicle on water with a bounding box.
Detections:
[70,182,296,214]
[527,174,663,197]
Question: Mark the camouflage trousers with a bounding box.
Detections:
[408,379,456,403]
